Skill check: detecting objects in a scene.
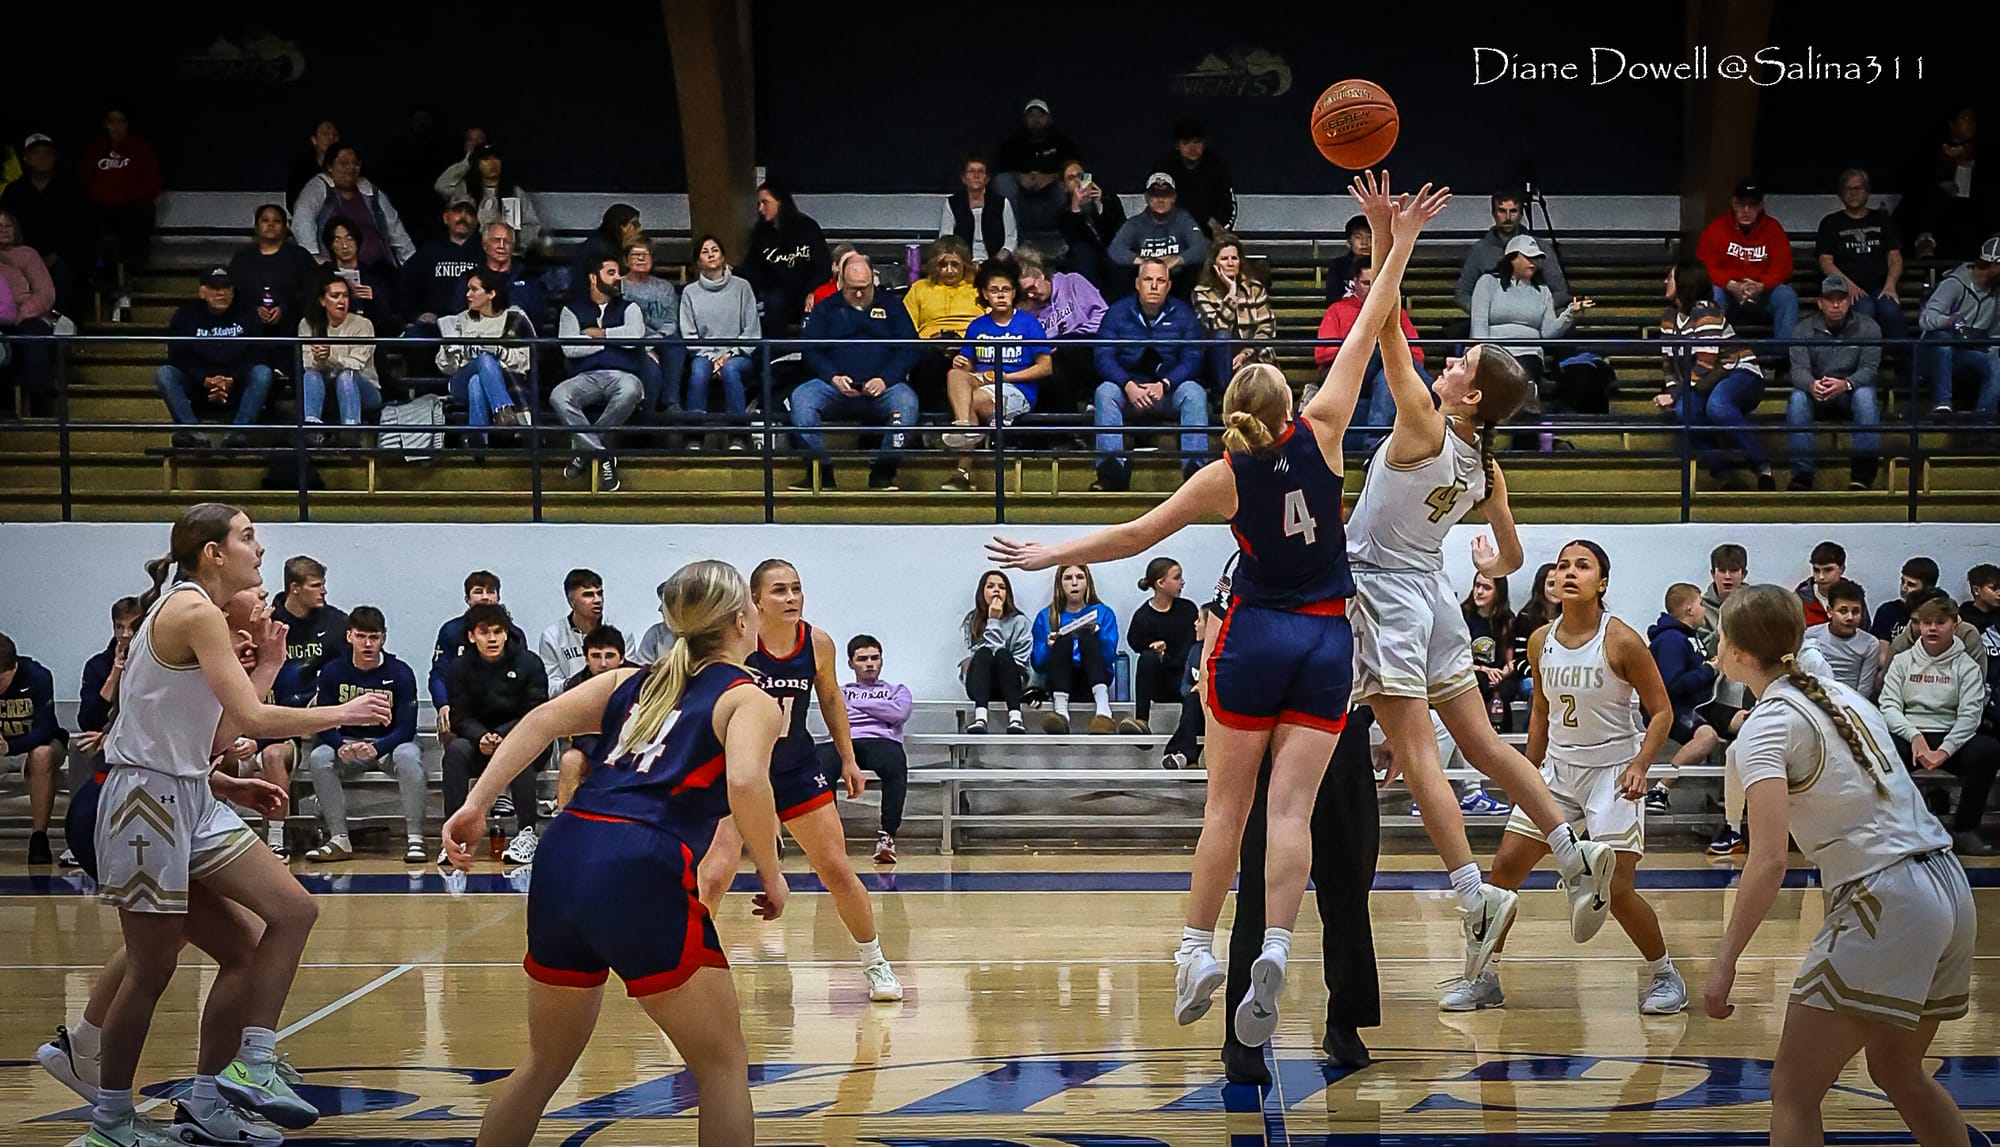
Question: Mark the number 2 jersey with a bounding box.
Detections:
[569,663,759,853]
[1346,421,1486,573]
[1225,417,1354,610]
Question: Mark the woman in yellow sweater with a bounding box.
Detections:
[905,237,984,401]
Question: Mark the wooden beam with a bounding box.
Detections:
[1679,0,1776,238]
[663,0,756,254]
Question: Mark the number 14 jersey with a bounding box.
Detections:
[1226,417,1354,610]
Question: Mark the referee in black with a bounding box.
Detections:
[1220,704,1382,1084]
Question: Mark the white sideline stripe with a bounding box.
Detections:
[277,962,416,1039]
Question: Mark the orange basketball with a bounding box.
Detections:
[1310,79,1398,169]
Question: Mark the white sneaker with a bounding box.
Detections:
[171,1099,284,1145]
[83,1114,181,1147]
[1562,840,1617,943]
[864,960,904,1002]
[217,1055,319,1128]
[1231,950,1286,1047]
[58,846,81,868]
[36,1024,97,1101]
[502,825,538,865]
[1641,967,1689,1015]
[1460,884,1518,982]
[1173,946,1224,1026]
[1439,970,1506,1012]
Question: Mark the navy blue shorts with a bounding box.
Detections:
[66,773,104,880]
[1205,599,1354,734]
[524,813,727,997]
[772,749,839,823]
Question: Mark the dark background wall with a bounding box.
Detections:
[7,1,1979,199]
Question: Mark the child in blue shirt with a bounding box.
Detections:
[940,257,1053,491]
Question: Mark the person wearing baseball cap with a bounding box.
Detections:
[1109,171,1208,291]
[993,97,1078,237]
[1696,175,1799,346]
[1914,233,2000,419]
[1,130,95,313]
[401,196,485,330]
[157,265,274,448]
[1785,273,1884,491]
[1153,116,1237,238]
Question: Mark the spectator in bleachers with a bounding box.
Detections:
[286,118,341,207]
[1462,572,1518,729]
[229,204,320,371]
[1643,583,1724,812]
[1695,179,1798,349]
[621,235,686,425]
[1693,543,1747,657]
[0,631,64,864]
[1162,599,1224,770]
[156,266,273,448]
[568,203,643,299]
[554,256,646,492]
[1454,190,1570,312]
[631,581,677,666]
[73,595,144,761]
[1785,275,1883,490]
[1055,160,1126,289]
[680,235,760,446]
[450,221,545,321]
[295,142,416,266]
[554,625,626,809]
[742,180,829,335]
[78,107,161,312]
[789,253,921,491]
[254,555,348,856]
[940,154,1017,264]
[443,602,548,865]
[1312,264,1428,451]
[940,256,1051,491]
[804,242,854,315]
[1015,246,1103,412]
[1881,594,1999,855]
[994,99,1076,247]
[1914,235,2000,418]
[428,570,524,740]
[1656,256,1774,491]
[1033,564,1119,735]
[1191,233,1276,386]
[904,238,983,404]
[1469,234,1591,395]
[1793,540,1850,627]
[1872,556,1941,644]
[1896,105,1992,261]
[1092,258,1207,490]
[1321,214,1370,306]
[1108,173,1207,294]
[828,634,912,865]
[539,567,608,696]
[400,198,482,335]
[303,605,425,865]
[1124,557,1195,735]
[1805,578,1882,700]
[434,142,544,253]
[1815,170,1909,354]
[961,569,1032,734]
[1964,564,2000,642]
[1,133,94,312]
[321,217,399,328]
[1157,118,1236,239]
[0,209,55,414]
[299,275,380,433]
[437,268,532,430]
[1885,588,1989,677]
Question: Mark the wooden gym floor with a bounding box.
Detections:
[3,848,1997,1146]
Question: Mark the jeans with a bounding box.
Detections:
[307,741,426,839]
[1093,378,1209,464]
[1713,283,1799,352]
[686,353,751,417]
[1785,384,1881,482]
[788,378,921,465]
[1344,351,1436,454]
[448,354,516,426]
[155,363,274,425]
[1679,367,1766,476]
[549,369,643,455]
[0,317,53,399]
[634,338,688,421]
[1848,290,1911,376]
[301,368,383,425]
[1915,333,2000,414]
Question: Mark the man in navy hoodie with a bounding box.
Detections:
[303,606,426,864]
[0,632,66,864]
[402,198,484,332]
[1092,258,1208,490]
[154,266,274,448]
[789,253,922,491]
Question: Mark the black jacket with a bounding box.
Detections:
[227,241,323,336]
[446,640,548,743]
[741,212,831,300]
[1156,151,1237,235]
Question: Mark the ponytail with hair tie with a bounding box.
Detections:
[138,552,176,612]
[1472,420,1500,507]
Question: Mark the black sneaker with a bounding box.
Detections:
[867,464,899,490]
[1222,1041,1272,1086]
[598,457,620,492]
[222,431,251,449]
[1755,470,1777,492]
[1091,460,1130,492]
[563,456,586,480]
[1644,784,1671,815]
[27,831,52,866]
[1322,1025,1373,1069]
[1787,472,1814,492]
[789,467,837,492]
[171,430,209,450]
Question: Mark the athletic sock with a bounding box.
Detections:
[1647,953,1674,976]
[1006,709,1023,725]
[266,821,285,846]
[1090,683,1111,718]
[239,1026,278,1067]
[1051,692,1069,716]
[1260,927,1293,970]
[71,1017,102,1060]
[188,1073,225,1118]
[93,1087,134,1130]
[1548,823,1586,879]
[1450,863,1485,911]
[858,937,885,967]
[1179,925,1215,956]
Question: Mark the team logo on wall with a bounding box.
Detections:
[1169,47,1294,97]
[179,33,307,82]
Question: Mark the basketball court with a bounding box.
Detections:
[5,849,1997,1145]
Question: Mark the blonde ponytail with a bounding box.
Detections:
[615,560,752,754]
[1222,410,1273,454]
[1220,362,1290,455]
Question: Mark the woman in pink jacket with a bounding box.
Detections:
[0,209,57,412]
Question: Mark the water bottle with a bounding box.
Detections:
[886,412,907,451]
[1488,691,1506,727]
[488,823,505,861]
[261,286,276,311]
[905,243,922,284]
[1538,424,1555,452]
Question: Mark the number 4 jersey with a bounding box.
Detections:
[1346,421,1486,574]
[1225,417,1354,610]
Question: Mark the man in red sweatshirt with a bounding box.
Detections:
[1697,179,1798,347]
[1312,264,1429,451]
[77,107,162,315]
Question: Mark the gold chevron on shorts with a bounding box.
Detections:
[98,871,189,913]
[190,828,258,879]
[1791,958,1924,1027]
[107,787,177,836]
[1850,887,1884,938]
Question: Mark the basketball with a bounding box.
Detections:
[1310,78,1398,168]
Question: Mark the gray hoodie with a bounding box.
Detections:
[1108,208,1208,270]
[1455,227,1570,311]
[964,611,1034,677]
[1917,263,2000,334]
[678,269,761,361]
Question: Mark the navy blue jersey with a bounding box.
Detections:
[566,663,756,846]
[747,621,818,774]
[1226,418,1354,610]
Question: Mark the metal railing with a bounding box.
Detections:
[2,331,1995,524]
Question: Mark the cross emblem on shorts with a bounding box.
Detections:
[129,834,150,865]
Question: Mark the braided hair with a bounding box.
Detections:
[1465,344,1529,507]
[1720,584,1870,766]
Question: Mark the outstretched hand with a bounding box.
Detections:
[1390,183,1452,243]
[1348,170,1397,236]
[988,536,1056,571]
[1471,535,1504,576]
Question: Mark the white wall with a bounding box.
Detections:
[4,522,1997,703]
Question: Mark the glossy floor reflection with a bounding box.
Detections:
[3,851,1996,1145]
